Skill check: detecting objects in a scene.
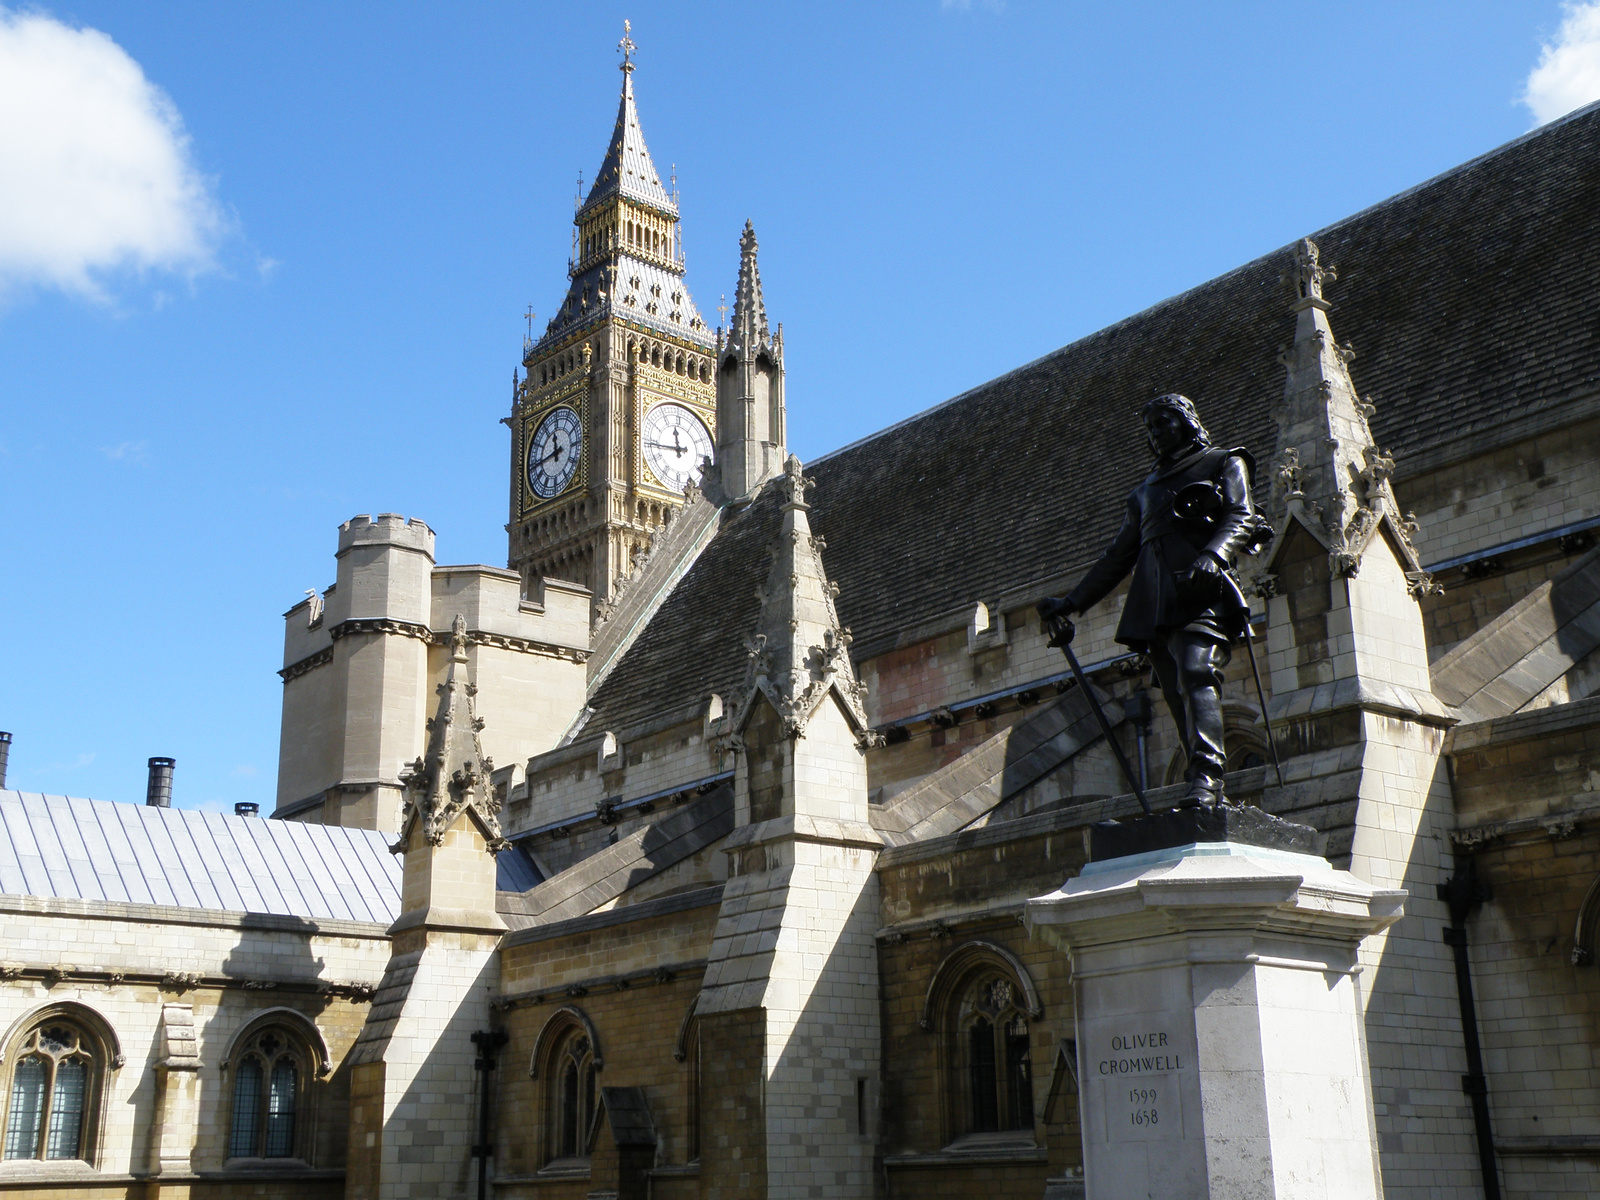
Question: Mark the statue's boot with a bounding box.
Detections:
[1155,633,1231,807]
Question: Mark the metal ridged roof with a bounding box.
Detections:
[0,791,400,925]
[581,70,675,215]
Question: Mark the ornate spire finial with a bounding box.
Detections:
[618,19,636,74]
[1294,237,1336,305]
[395,613,506,850]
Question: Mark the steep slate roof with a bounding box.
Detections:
[587,102,1600,735]
[0,791,400,924]
[534,63,712,354]
[581,66,675,214]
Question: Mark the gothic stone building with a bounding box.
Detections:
[5,50,1600,1200]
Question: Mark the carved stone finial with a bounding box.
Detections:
[726,464,875,748]
[1294,237,1336,305]
[397,614,506,849]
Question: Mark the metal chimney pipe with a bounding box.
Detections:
[146,757,175,808]
[234,802,259,818]
[0,732,10,789]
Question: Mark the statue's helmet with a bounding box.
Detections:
[1140,393,1210,451]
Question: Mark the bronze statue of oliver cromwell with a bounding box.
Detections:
[1038,394,1261,807]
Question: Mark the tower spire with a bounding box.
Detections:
[728,220,769,352]
[1261,238,1429,588]
[711,222,786,504]
[727,456,876,752]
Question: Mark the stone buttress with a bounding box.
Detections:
[344,616,509,1200]
[1252,238,1477,1194]
[695,458,882,1199]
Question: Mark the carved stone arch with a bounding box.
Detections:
[920,940,1043,1032]
[673,999,699,1064]
[0,999,124,1166]
[220,1006,333,1076]
[529,1005,603,1080]
[673,998,702,1162]
[0,999,124,1070]
[1572,872,1600,966]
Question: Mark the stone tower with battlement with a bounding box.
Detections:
[275,513,591,832]
[507,28,717,604]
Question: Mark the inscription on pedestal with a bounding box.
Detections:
[1096,1030,1185,1143]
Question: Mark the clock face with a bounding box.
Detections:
[527,406,583,500]
[642,403,713,492]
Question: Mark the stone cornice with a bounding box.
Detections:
[0,962,376,1002]
[491,958,706,1012]
[1450,796,1600,851]
[278,646,333,682]
[276,619,589,675]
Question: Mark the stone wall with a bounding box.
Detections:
[0,898,388,1197]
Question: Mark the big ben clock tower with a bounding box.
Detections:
[508,25,717,603]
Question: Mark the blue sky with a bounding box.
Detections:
[3,1,1599,812]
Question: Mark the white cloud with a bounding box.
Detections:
[1523,2,1600,125]
[0,8,225,300]
[100,439,149,464]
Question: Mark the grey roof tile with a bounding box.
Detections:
[587,101,1600,735]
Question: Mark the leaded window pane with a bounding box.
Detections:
[560,1061,579,1157]
[969,1017,998,1132]
[231,1058,262,1157]
[265,1062,297,1157]
[1004,1017,1033,1130]
[44,1058,85,1159]
[4,1056,46,1160]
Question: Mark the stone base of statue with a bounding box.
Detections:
[1026,809,1404,1200]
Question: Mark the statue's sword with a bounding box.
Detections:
[1050,627,1152,816]
[1239,618,1285,788]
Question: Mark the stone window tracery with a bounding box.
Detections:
[2,1021,99,1162]
[923,941,1042,1147]
[532,1008,603,1169]
[227,1025,312,1160]
[552,1030,597,1161]
[958,975,1034,1135]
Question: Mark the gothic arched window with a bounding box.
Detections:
[227,1026,311,1160]
[957,976,1034,1135]
[2,1020,101,1162]
[923,941,1043,1147]
[532,1008,602,1168]
[674,1005,701,1163]
[551,1029,597,1161]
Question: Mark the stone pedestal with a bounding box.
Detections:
[1027,832,1405,1200]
